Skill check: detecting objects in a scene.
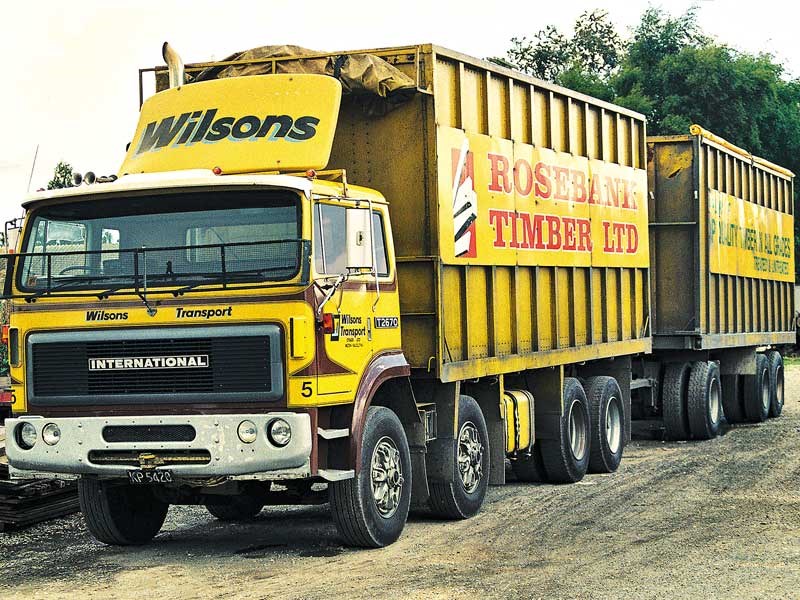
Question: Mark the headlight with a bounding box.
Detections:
[267,418,292,447]
[17,422,37,450]
[42,423,61,446]
[237,420,258,444]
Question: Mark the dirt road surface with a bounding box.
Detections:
[2,369,799,600]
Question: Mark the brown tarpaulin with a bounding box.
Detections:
[159,45,418,115]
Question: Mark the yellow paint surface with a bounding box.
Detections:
[437,128,649,268]
[709,189,795,283]
[119,75,342,175]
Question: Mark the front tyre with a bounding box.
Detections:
[330,406,411,548]
[78,478,168,546]
[428,395,490,519]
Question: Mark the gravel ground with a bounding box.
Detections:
[1,368,799,600]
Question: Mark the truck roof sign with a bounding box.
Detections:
[119,74,342,176]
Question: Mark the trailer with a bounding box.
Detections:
[0,44,792,548]
[643,127,794,438]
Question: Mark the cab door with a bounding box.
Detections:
[312,201,372,399]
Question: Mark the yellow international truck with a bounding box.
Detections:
[2,44,794,547]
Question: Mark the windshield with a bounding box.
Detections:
[17,189,303,293]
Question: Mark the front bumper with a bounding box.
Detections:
[5,413,312,479]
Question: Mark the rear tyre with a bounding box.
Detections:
[428,395,490,519]
[687,361,723,440]
[584,376,625,473]
[743,353,770,423]
[662,363,691,441]
[721,374,746,424]
[330,406,411,548]
[511,441,548,482]
[205,493,265,521]
[78,478,168,545]
[539,377,590,484]
[766,350,784,418]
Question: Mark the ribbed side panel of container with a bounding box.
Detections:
[327,44,653,380]
[428,48,651,381]
[649,131,795,350]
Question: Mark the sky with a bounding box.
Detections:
[1,0,798,222]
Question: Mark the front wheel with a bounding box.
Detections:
[428,395,490,519]
[330,406,411,548]
[78,478,168,545]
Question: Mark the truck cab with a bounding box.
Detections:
[3,69,421,547]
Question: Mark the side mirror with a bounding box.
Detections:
[345,207,374,273]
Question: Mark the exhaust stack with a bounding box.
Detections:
[162,42,185,88]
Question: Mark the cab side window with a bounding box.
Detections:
[314,204,346,274]
[314,203,390,277]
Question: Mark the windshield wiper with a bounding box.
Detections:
[26,276,112,301]
[172,266,294,296]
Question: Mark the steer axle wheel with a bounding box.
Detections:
[329,406,412,548]
[79,478,169,546]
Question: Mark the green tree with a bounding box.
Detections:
[499,7,800,254]
[47,161,74,190]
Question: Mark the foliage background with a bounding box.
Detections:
[492,7,800,258]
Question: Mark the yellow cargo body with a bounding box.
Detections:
[322,45,651,381]
[648,126,795,350]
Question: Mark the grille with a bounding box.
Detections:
[31,335,275,400]
[102,425,196,443]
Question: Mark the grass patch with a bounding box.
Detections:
[783,356,800,367]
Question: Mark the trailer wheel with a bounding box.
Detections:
[743,353,770,422]
[78,478,168,546]
[539,377,590,484]
[662,363,691,440]
[721,375,746,424]
[329,406,411,548]
[511,441,548,482]
[205,493,265,521]
[687,361,723,440]
[765,350,784,418]
[427,395,490,519]
[584,376,625,473]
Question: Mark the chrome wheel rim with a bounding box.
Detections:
[760,368,770,413]
[370,436,404,518]
[457,421,483,494]
[709,378,721,424]
[605,396,622,454]
[568,399,588,461]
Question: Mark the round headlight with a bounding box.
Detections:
[267,418,292,447]
[237,420,258,444]
[42,423,61,446]
[17,422,37,450]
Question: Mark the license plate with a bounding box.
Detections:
[127,469,174,484]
